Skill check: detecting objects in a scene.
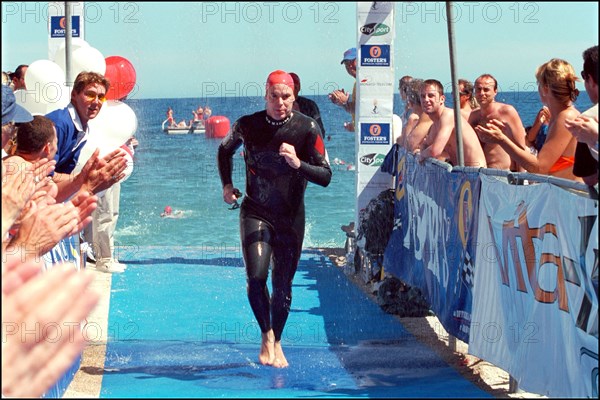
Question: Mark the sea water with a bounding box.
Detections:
[115,92,593,253]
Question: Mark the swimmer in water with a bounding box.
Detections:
[217,70,331,368]
[160,205,183,218]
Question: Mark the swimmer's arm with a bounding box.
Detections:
[217,122,243,187]
[298,161,332,187]
[298,134,332,187]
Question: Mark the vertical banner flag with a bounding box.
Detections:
[48,2,85,61]
[355,2,395,224]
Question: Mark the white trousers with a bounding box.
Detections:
[84,182,121,260]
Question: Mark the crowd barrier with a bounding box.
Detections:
[380,147,598,397]
[40,234,83,398]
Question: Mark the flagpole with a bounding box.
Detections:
[446,2,464,167]
[65,1,72,85]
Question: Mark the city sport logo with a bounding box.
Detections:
[50,16,81,38]
[360,123,390,145]
[360,22,391,36]
[359,153,387,167]
[360,45,390,67]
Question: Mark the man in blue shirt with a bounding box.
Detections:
[46,71,127,203]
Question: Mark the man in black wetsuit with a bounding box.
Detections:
[217,70,332,368]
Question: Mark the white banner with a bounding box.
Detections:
[471,178,598,398]
[355,2,396,222]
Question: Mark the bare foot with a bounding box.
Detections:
[259,330,275,366]
[272,341,289,368]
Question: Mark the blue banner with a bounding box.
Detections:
[50,16,81,38]
[384,150,480,342]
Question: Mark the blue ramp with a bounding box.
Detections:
[100,247,491,398]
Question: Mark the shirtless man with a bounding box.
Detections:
[415,79,487,168]
[401,78,433,152]
[468,74,526,170]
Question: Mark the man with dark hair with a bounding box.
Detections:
[416,79,487,168]
[14,115,58,159]
[566,45,598,185]
[289,72,326,138]
[10,64,28,90]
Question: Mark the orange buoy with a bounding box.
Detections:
[205,116,230,138]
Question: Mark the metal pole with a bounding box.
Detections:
[65,2,72,85]
[446,2,464,167]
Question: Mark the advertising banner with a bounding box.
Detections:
[48,2,85,61]
[355,2,395,222]
[470,178,598,398]
[384,151,481,342]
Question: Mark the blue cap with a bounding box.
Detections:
[341,47,357,64]
[2,85,33,125]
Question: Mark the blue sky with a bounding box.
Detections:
[2,2,598,99]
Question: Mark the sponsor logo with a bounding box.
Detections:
[360,123,390,145]
[359,76,393,87]
[360,44,391,67]
[360,22,391,36]
[50,16,80,38]
[359,153,386,167]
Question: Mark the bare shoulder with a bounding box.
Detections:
[497,102,520,117]
[2,155,30,169]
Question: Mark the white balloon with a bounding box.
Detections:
[23,60,66,104]
[44,84,71,114]
[53,38,90,68]
[89,100,137,149]
[120,146,134,183]
[71,46,106,78]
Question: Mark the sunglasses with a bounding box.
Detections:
[581,70,589,81]
[83,90,107,103]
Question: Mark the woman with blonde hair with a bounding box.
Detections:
[475,58,582,181]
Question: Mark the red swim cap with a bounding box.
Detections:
[266,70,294,92]
[164,206,172,214]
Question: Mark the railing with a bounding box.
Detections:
[354,148,598,398]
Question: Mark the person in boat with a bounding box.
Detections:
[166,107,175,127]
[476,59,582,182]
[192,106,204,127]
[217,69,331,368]
[203,106,212,121]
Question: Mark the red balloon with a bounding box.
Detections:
[104,56,137,100]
